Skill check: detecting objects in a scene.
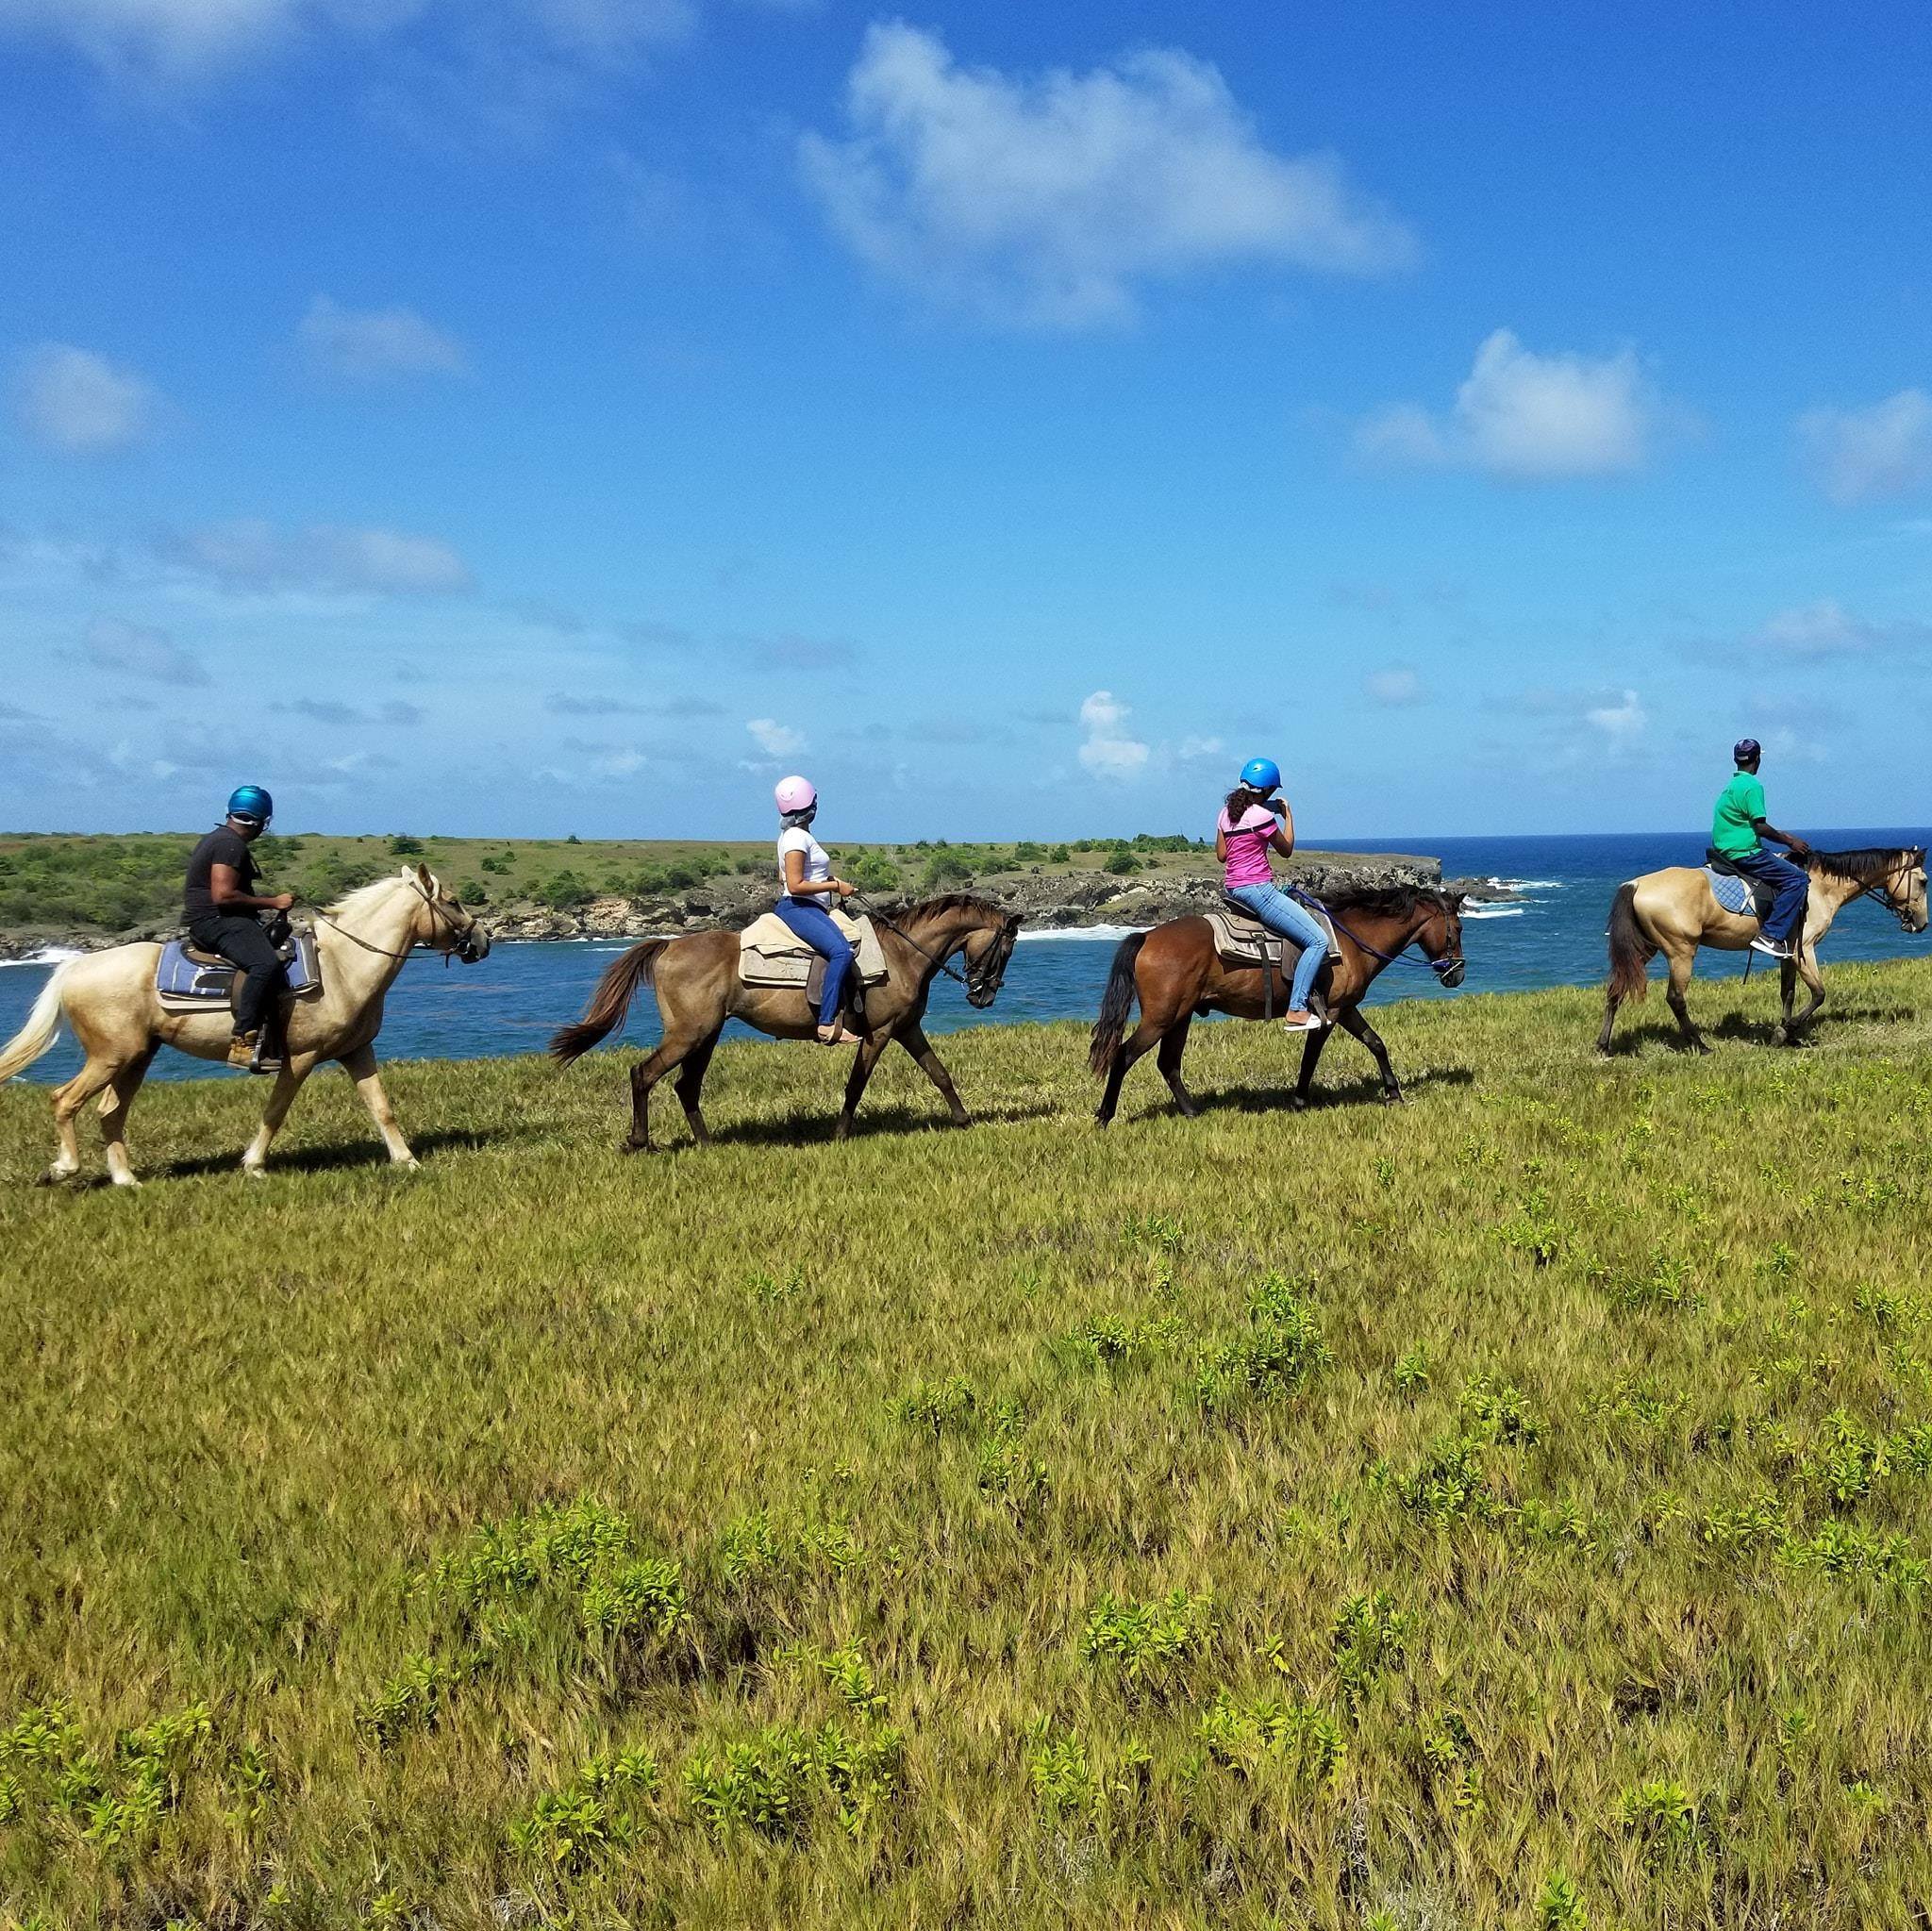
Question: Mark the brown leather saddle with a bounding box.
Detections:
[1207,897,1341,1022]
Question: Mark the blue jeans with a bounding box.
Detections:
[1727,846,1808,946]
[1225,882,1327,1011]
[774,897,854,1025]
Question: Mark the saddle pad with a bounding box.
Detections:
[1206,905,1341,969]
[738,909,890,989]
[1704,867,1774,921]
[156,929,321,1011]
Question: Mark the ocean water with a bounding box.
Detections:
[3,828,1925,1086]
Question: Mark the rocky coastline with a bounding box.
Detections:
[0,856,1514,961]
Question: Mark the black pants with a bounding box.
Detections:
[188,914,287,1036]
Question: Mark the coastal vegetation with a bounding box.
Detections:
[4,961,1932,1924]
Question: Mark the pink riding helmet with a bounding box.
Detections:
[774,774,817,814]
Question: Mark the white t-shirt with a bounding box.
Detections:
[777,826,832,898]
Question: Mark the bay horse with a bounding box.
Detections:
[1598,843,1927,1053]
[1089,885,1467,1124]
[0,868,489,1186]
[550,893,1022,1150]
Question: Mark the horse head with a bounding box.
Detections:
[961,909,1024,1007]
[1420,891,1467,988]
[409,865,491,962]
[1884,849,1929,934]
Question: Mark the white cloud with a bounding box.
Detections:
[746,717,805,757]
[1754,599,1930,657]
[1077,690,1149,778]
[300,295,469,379]
[170,519,471,593]
[1364,665,1424,707]
[800,22,1416,328]
[1799,390,1932,505]
[76,616,208,684]
[1585,688,1646,748]
[1357,329,1660,480]
[11,343,161,453]
[1176,733,1224,761]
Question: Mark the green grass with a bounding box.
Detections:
[4,962,1932,1927]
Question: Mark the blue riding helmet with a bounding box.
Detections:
[1732,739,1761,766]
[227,784,274,824]
[1239,757,1281,793]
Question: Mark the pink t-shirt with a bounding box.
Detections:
[1219,805,1278,888]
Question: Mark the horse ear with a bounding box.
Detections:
[415,862,435,891]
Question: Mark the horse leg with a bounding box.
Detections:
[1288,1022,1333,1110]
[41,1056,121,1185]
[1596,985,1623,1056]
[674,1029,722,1144]
[1663,946,1709,1053]
[623,1036,694,1154]
[894,1024,971,1128]
[1779,946,1826,1042]
[1096,1018,1162,1126]
[834,1031,891,1141]
[95,1047,157,1188]
[323,1046,400,1172]
[1156,1018,1200,1118]
[243,1057,323,1174]
[1336,1006,1405,1104]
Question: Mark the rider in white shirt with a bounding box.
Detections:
[771,774,862,1044]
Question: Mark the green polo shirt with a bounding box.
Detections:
[1712,770,1767,858]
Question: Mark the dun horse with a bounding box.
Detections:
[1599,844,1927,1053]
[0,868,489,1186]
[1090,885,1466,1124]
[551,893,1022,1149]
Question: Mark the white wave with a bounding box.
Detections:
[1461,905,1525,920]
[1487,876,1563,891]
[1016,924,1142,942]
[0,945,85,969]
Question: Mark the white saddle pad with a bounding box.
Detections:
[739,908,890,988]
[1206,904,1341,968]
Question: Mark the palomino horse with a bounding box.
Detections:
[1090,885,1467,1124]
[0,868,488,1186]
[1599,844,1928,1054]
[551,893,1023,1149]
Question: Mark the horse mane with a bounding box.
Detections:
[327,870,425,919]
[902,891,1012,923]
[1310,880,1454,918]
[1809,845,1923,884]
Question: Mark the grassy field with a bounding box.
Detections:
[4,962,1932,1927]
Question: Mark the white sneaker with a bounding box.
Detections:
[1748,937,1790,959]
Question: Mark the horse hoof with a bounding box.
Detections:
[242,1164,267,1181]
[619,1138,650,1157]
[1382,1090,1407,1106]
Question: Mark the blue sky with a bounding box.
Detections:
[2,1,1928,842]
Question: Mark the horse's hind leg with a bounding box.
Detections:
[624,1036,695,1154]
[96,1048,157,1188]
[42,1056,121,1185]
[1156,1019,1200,1118]
[1664,947,1709,1053]
[674,1029,722,1145]
[1596,986,1623,1056]
[1335,1007,1404,1104]
[1096,1018,1162,1126]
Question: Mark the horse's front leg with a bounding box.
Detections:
[1777,946,1826,1042]
[242,1054,321,1176]
[896,1023,971,1127]
[834,1031,891,1140]
[1288,1018,1332,1109]
[1663,946,1709,1053]
[1336,1007,1404,1103]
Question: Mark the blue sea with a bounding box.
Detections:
[4,829,1926,1085]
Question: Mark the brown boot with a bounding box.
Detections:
[227,1032,259,1069]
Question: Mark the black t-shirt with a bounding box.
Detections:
[184,826,258,923]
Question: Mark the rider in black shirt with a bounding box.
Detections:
[184,785,294,1071]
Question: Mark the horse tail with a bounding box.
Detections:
[1606,883,1652,1004]
[1089,931,1147,1077]
[550,940,668,1065]
[0,963,70,1082]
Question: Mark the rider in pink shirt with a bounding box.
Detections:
[1216,757,1328,1030]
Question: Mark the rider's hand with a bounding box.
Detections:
[270,892,296,911]
[1788,839,1812,860]
[834,879,858,899]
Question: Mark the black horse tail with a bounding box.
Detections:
[1606,883,1651,1005]
[1089,931,1147,1077]
[550,939,668,1065]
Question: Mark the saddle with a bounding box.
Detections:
[1702,848,1777,923]
[156,926,323,1014]
[737,909,890,1024]
[1206,897,1342,1022]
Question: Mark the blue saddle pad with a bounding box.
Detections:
[1704,867,1772,919]
[156,931,320,1004]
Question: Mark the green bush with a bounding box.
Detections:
[388,835,425,856]
[851,852,903,893]
[922,853,974,891]
[537,871,595,909]
[1103,851,1140,875]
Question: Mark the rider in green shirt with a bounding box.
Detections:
[1712,738,1811,958]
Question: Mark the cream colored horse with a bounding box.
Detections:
[0,867,487,1186]
[1599,844,1927,1053]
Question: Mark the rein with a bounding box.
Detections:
[301,883,472,963]
[1286,882,1459,977]
[850,891,989,991]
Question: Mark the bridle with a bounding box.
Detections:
[1865,852,1929,933]
[303,878,483,963]
[853,892,1015,1005]
[1288,883,1466,985]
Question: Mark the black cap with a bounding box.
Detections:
[1733,738,1761,764]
